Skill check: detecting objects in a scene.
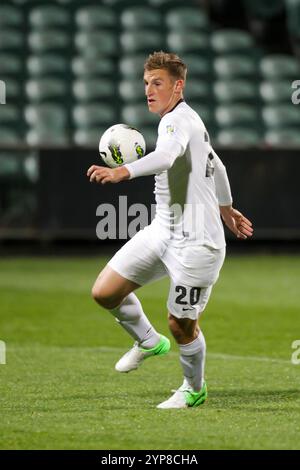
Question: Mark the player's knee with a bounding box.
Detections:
[168,315,185,342]
[168,314,199,344]
[91,283,120,310]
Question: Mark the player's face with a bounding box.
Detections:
[144,69,184,117]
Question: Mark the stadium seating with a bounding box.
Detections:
[264,128,300,147]
[262,104,300,128]
[0,54,23,75]
[0,30,23,51]
[213,55,258,78]
[215,128,262,147]
[72,104,116,147]
[119,55,146,78]
[215,104,260,128]
[75,31,118,57]
[211,29,255,54]
[119,79,145,102]
[182,55,211,77]
[120,7,162,29]
[213,80,258,103]
[0,0,299,149]
[121,104,159,127]
[73,79,115,102]
[28,31,70,52]
[166,7,209,31]
[259,54,300,78]
[167,32,210,54]
[120,31,163,53]
[28,5,71,29]
[0,5,23,27]
[259,81,294,103]
[72,57,115,77]
[75,6,117,30]
[286,0,300,38]
[27,55,69,77]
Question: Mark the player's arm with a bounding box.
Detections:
[87,140,184,184]
[212,150,253,239]
[219,205,253,239]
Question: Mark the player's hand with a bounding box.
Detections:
[87,165,130,184]
[220,206,253,239]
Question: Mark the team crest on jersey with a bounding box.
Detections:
[166,124,175,135]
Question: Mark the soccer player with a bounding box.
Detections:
[87,51,253,409]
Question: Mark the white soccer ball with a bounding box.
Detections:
[99,123,146,168]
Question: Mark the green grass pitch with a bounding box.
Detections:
[0,254,300,450]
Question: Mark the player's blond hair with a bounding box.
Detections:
[144,51,187,81]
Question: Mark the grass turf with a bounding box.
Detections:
[0,254,299,450]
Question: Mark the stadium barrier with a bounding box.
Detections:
[0,148,299,242]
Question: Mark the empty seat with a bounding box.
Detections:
[0,78,21,101]
[211,30,254,54]
[73,79,115,101]
[26,128,69,146]
[166,8,209,31]
[286,0,300,38]
[119,55,146,78]
[72,57,115,77]
[0,5,23,28]
[75,6,116,30]
[29,6,70,29]
[213,80,258,103]
[262,104,300,128]
[119,79,145,102]
[121,104,158,127]
[215,104,259,127]
[167,32,209,54]
[213,55,257,78]
[75,31,118,56]
[72,104,116,128]
[121,7,162,29]
[0,105,21,124]
[25,79,67,102]
[215,128,262,147]
[0,127,22,144]
[120,31,163,53]
[264,128,300,147]
[0,30,23,51]
[73,128,106,147]
[24,104,68,129]
[184,80,211,101]
[27,55,69,77]
[260,55,300,79]
[24,103,69,143]
[0,54,23,75]
[28,31,70,52]
[259,81,294,103]
[182,55,211,77]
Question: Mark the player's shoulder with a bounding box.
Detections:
[163,101,205,129]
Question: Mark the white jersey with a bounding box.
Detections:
[152,101,227,249]
[125,101,232,250]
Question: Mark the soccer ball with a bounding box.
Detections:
[99,123,146,168]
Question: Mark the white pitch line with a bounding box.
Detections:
[8,345,291,365]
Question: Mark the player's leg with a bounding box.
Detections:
[157,244,225,409]
[156,288,211,409]
[92,264,165,354]
[92,228,170,372]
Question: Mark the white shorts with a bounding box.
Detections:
[108,224,225,320]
